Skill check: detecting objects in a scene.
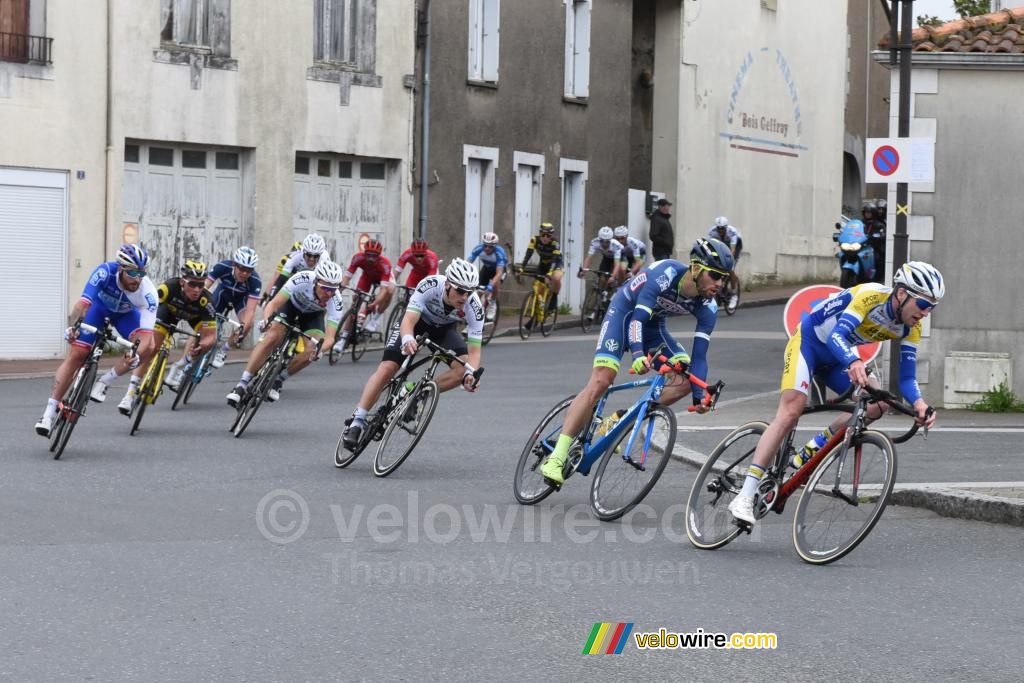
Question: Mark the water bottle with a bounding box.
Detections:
[397,380,416,400]
[357,309,367,326]
[594,409,627,438]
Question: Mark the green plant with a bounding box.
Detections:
[558,303,571,315]
[969,380,1024,413]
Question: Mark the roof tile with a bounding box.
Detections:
[879,6,1024,54]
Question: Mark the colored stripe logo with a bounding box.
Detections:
[583,622,634,654]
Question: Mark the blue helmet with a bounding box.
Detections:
[690,238,734,273]
[116,243,149,271]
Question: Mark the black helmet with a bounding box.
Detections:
[690,238,734,272]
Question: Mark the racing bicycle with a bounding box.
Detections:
[49,318,137,459]
[329,284,380,364]
[715,279,740,316]
[579,268,614,333]
[515,268,557,339]
[514,346,724,521]
[128,322,202,435]
[171,313,242,410]
[385,285,416,339]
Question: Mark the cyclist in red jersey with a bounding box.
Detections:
[394,239,439,289]
[333,239,395,355]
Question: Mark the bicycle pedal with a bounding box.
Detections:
[541,476,563,491]
[734,519,753,534]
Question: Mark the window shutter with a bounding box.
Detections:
[360,0,377,73]
[572,0,590,98]
[482,0,500,82]
[210,0,231,57]
[563,2,575,95]
[467,0,481,79]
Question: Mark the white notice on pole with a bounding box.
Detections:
[909,140,935,183]
[865,138,935,184]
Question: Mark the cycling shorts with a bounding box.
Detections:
[277,298,325,336]
[74,301,148,349]
[404,269,431,290]
[154,304,217,336]
[382,319,467,365]
[356,275,393,295]
[780,328,851,396]
[598,255,617,276]
[478,264,507,287]
[212,286,249,316]
[593,297,689,372]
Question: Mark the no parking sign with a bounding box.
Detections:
[783,285,880,363]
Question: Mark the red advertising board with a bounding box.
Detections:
[783,285,880,362]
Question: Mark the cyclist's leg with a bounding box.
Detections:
[373,281,394,313]
[283,311,325,377]
[347,320,415,427]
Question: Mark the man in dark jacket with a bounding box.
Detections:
[649,198,674,260]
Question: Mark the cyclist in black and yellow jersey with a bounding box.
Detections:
[519,222,564,314]
[94,260,218,414]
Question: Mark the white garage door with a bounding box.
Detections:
[0,168,67,358]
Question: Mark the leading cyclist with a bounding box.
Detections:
[539,239,735,485]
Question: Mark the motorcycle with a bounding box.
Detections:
[833,218,876,289]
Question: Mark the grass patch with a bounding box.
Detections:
[558,303,572,315]
[969,380,1024,413]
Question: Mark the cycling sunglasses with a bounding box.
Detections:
[452,286,472,296]
[702,267,729,281]
[914,297,936,311]
[184,279,206,289]
[124,268,147,278]
[303,251,322,260]
[318,285,339,295]
[234,265,254,275]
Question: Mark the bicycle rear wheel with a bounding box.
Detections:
[513,396,576,505]
[792,430,896,565]
[481,298,499,345]
[685,421,768,550]
[518,293,536,340]
[540,294,557,336]
[49,368,79,454]
[130,354,164,436]
[590,405,676,521]
[335,382,397,468]
[351,324,366,362]
[373,380,440,477]
[233,354,280,437]
[329,309,355,365]
[52,363,97,460]
[580,287,598,333]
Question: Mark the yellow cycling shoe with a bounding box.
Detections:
[540,452,567,485]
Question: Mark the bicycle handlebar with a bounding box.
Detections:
[411,334,485,388]
[626,343,725,412]
[77,320,136,351]
[856,384,933,443]
[579,268,612,277]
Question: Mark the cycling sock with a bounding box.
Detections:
[550,433,574,462]
[353,407,368,421]
[277,370,289,382]
[44,398,58,420]
[99,368,118,385]
[240,371,253,384]
[172,358,186,369]
[128,375,141,389]
[740,463,766,497]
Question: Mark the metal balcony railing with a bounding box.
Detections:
[0,32,53,65]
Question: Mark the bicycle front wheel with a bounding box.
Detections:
[580,287,598,333]
[130,354,164,436]
[373,380,440,477]
[386,304,405,340]
[482,298,499,345]
[792,430,896,565]
[685,421,768,550]
[513,395,576,505]
[518,293,536,340]
[590,405,676,521]
[233,354,280,438]
[540,294,557,336]
[52,363,97,460]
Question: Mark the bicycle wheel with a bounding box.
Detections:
[49,367,79,454]
[335,382,398,468]
[590,405,676,521]
[233,353,282,437]
[130,353,165,435]
[792,430,896,565]
[52,362,97,460]
[351,323,366,362]
[183,351,212,405]
[513,395,576,505]
[482,298,499,345]
[171,361,193,411]
[724,286,739,316]
[685,421,768,550]
[329,309,356,365]
[540,294,557,336]
[373,380,440,477]
[580,287,598,333]
[386,304,405,340]
[518,293,536,340]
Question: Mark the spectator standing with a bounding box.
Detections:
[649,198,674,260]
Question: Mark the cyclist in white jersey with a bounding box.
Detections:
[579,226,627,286]
[614,225,647,276]
[340,258,485,450]
[709,216,743,308]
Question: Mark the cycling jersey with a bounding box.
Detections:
[407,275,484,346]
[155,278,217,332]
[76,262,159,348]
[621,236,646,261]
[347,252,394,293]
[522,235,563,273]
[587,237,626,262]
[595,259,717,400]
[394,248,440,288]
[277,271,344,334]
[708,225,742,250]
[275,242,303,275]
[467,243,509,269]
[207,259,263,314]
[280,247,332,278]
[785,282,922,402]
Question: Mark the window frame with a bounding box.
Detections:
[563,0,591,100]
[467,0,500,84]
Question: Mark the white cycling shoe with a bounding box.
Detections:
[90,381,108,403]
[118,390,135,416]
[729,294,739,309]
[729,494,756,526]
[35,415,53,437]
[211,349,227,368]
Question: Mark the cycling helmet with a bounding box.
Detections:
[314,259,344,286]
[690,237,735,273]
[410,239,429,254]
[301,233,327,256]
[233,246,259,269]
[444,258,479,290]
[116,243,150,271]
[539,222,555,235]
[893,261,944,303]
[181,260,208,279]
[482,232,499,246]
[613,226,629,238]
[363,238,383,255]
[714,216,729,229]
[597,226,614,241]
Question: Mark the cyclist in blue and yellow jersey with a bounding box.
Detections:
[34,244,158,436]
[265,234,330,300]
[728,261,944,526]
[122,260,219,404]
[467,232,508,320]
[539,238,735,485]
[519,222,564,314]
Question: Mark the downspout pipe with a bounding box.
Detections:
[416,0,431,240]
[103,0,114,256]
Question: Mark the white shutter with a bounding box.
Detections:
[563,2,575,95]
[0,170,67,358]
[464,159,483,255]
[467,0,481,79]
[482,0,500,82]
[572,0,590,98]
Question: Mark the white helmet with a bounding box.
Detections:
[613,226,629,238]
[444,258,479,290]
[482,232,499,245]
[597,226,614,241]
[301,233,327,256]
[893,261,944,303]
[233,246,259,268]
[314,259,343,285]
[714,216,729,228]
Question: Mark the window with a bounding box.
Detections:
[564,0,590,99]
[338,161,352,178]
[295,156,311,175]
[124,145,140,164]
[359,162,385,180]
[149,147,174,166]
[318,159,332,177]
[467,0,499,83]
[315,0,357,64]
[0,0,51,64]
[215,152,239,170]
[182,150,207,168]
[160,0,231,55]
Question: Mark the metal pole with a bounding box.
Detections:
[888,0,913,395]
[416,1,432,241]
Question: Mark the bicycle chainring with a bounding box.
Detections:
[753,477,780,518]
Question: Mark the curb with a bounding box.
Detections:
[888,486,1024,527]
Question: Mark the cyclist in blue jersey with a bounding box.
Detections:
[467,232,508,320]
[198,246,262,370]
[34,244,158,436]
[539,238,735,484]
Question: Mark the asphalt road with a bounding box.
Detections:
[2,304,1023,680]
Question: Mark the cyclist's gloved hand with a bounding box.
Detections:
[630,355,651,375]
[63,326,77,342]
[462,369,478,393]
[256,318,270,333]
[913,399,936,429]
[127,350,141,370]
[486,283,493,293]
[577,268,584,279]
[667,353,690,372]
[401,334,418,356]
